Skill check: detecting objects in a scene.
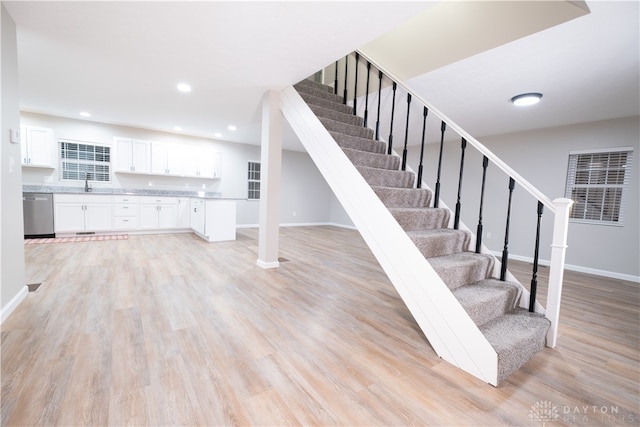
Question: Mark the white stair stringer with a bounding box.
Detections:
[281,86,501,386]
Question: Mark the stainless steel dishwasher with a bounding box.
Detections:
[23,193,55,238]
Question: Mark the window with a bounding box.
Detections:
[564,148,633,225]
[248,161,261,200]
[59,140,111,182]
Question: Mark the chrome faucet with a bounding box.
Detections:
[84,173,91,192]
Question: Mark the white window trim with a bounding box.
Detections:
[565,147,633,227]
[247,160,261,201]
[59,139,112,183]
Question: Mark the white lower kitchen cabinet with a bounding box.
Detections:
[139,197,178,230]
[177,198,190,229]
[54,194,113,233]
[190,199,205,236]
[191,199,236,242]
[113,195,139,230]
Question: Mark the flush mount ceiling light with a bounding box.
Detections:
[177,82,192,93]
[173,126,182,132]
[227,125,237,131]
[79,111,91,117]
[510,93,543,106]
[214,132,223,138]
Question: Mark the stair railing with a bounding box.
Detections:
[324,50,573,347]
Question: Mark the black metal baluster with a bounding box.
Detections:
[500,177,516,281]
[475,156,489,253]
[454,138,467,230]
[434,121,446,208]
[402,93,412,171]
[364,61,371,127]
[353,52,359,115]
[417,106,428,188]
[334,60,338,95]
[529,201,544,312]
[387,82,397,155]
[375,70,382,140]
[343,55,348,105]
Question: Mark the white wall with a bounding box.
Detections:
[20,112,336,227]
[408,116,640,280]
[1,3,27,322]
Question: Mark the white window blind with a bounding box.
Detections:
[248,161,261,200]
[564,148,633,225]
[59,140,111,182]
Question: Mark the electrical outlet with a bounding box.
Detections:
[487,232,492,239]
[293,211,297,217]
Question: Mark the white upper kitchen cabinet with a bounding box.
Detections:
[20,126,56,168]
[114,137,151,174]
[195,151,222,178]
[150,143,187,176]
[150,141,220,178]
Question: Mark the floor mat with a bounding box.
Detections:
[25,235,129,244]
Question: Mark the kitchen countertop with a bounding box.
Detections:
[22,185,247,200]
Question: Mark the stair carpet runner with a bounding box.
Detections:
[294,78,550,385]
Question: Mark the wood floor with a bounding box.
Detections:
[2,226,638,426]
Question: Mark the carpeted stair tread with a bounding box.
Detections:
[342,148,400,170]
[309,104,363,127]
[479,309,550,384]
[389,207,450,231]
[298,74,548,384]
[357,166,414,188]
[453,279,521,327]
[295,78,334,93]
[428,252,495,291]
[330,132,386,154]
[299,92,353,115]
[373,186,432,208]
[294,82,344,105]
[320,117,374,140]
[407,228,471,258]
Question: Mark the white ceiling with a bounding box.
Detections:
[4,1,432,148]
[403,0,640,139]
[5,1,639,150]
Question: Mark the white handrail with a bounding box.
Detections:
[355,50,556,213]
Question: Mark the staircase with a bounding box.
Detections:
[291,78,551,385]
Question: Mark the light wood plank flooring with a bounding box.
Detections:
[2,226,639,426]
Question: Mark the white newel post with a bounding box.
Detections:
[545,197,574,348]
[257,90,283,269]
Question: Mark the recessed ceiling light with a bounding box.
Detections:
[227,125,237,131]
[177,83,192,93]
[511,93,543,106]
[80,111,91,117]
[173,126,182,131]
[214,132,223,138]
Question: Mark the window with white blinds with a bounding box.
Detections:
[59,140,111,182]
[247,161,261,200]
[564,148,633,225]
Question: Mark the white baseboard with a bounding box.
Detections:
[1,286,28,325]
[236,221,350,229]
[256,259,279,269]
[494,252,640,284]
